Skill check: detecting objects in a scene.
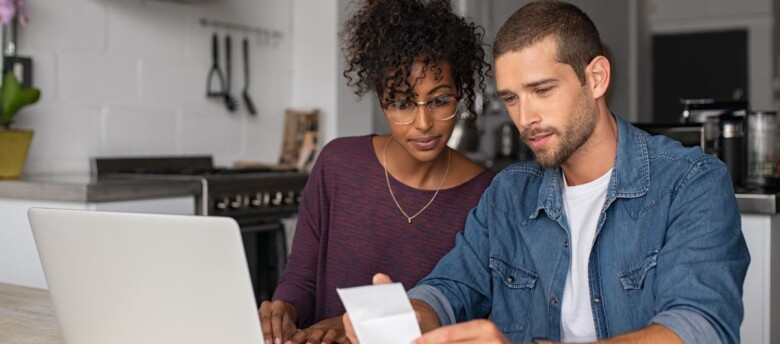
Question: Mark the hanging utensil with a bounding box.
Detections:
[223,34,238,112]
[206,33,226,98]
[242,37,257,115]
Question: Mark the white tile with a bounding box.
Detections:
[106,0,187,60]
[244,116,285,163]
[20,0,107,53]
[180,109,244,166]
[5,0,295,174]
[138,58,186,109]
[58,53,141,105]
[101,106,179,156]
[13,103,102,174]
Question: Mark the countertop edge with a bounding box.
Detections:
[0,179,202,203]
[1,179,777,215]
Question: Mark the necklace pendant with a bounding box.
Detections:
[407,218,412,224]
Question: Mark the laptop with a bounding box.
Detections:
[27,208,265,344]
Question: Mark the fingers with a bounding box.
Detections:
[286,327,339,344]
[259,301,274,344]
[271,302,286,343]
[372,273,393,284]
[343,313,359,344]
[260,300,296,344]
[320,328,339,344]
[287,328,325,344]
[414,319,506,344]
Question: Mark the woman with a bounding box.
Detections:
[259,1,494,343]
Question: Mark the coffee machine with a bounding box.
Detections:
[680,99,749,186]
[746,111,780,188]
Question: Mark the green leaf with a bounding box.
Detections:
[1,71,41,128]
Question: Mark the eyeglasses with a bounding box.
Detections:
[380,93,462,125]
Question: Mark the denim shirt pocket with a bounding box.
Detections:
[489,257,538,333]
[619,249,659,290]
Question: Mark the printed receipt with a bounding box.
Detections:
[337,283,422,344]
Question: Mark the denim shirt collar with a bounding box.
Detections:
[532,114,650,220]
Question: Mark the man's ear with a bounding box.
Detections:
[585,56,610,99]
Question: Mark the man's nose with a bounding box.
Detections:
[511,98,540,131]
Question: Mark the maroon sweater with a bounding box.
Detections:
[273,135,495,327]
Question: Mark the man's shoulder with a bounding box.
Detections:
[631,125,729,191]
[642,131,721,169]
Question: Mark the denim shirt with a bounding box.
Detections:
[408,115,750,343]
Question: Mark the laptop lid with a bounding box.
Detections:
[27,208,264,344]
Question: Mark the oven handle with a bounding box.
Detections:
[240,223,284,233]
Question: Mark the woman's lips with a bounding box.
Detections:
[409,136,440,150]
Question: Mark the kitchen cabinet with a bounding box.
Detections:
[0,175,198,289]
[741,212,780,344]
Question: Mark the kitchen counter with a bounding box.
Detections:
[735,191,780,215]
[0,173,777,214]
[0,283,64,343]
[734,185,780,215]
[0,174,202,203]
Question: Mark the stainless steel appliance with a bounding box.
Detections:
[747,111,779,188]
[633,123,706,149]
[680,98,748,155]
[719,115,746,186]
[93,156,309,303]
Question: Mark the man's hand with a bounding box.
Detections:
[259,300,298,344]
[412,319,510,344]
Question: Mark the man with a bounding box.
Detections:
[344,1,750,343]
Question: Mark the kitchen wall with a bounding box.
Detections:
[648,0,777,113]
[14,0,293,174]
[290,0,373,147]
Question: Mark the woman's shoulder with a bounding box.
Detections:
[316,135,375,161]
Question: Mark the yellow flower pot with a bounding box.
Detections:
[0,129,33,179]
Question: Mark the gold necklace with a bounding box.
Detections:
[382,138,451,224]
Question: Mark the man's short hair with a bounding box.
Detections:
[493,0,603,84]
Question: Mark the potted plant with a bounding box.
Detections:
[0,0,38,179]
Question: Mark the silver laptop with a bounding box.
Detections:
[28,208,265,344]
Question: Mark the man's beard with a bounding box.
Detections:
[522,89,597,169]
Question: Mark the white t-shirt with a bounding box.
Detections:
[561,168,612,343]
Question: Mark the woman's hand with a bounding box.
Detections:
[259,300,299,344]
[286,316,349,344]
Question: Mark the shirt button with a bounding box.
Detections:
[593,296,602,304]
[563,241,569,248]
[507,276,515,283]
[551,297,558,305]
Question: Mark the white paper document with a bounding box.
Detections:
[337,283,422,344]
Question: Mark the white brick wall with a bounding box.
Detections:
[12,0,292,174]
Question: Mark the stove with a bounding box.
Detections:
[93,156,308,218]
[93,156,309,302]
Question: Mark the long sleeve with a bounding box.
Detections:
[272,151,329,328]
[650,159,750,343]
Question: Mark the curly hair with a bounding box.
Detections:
[341,0,490,126]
